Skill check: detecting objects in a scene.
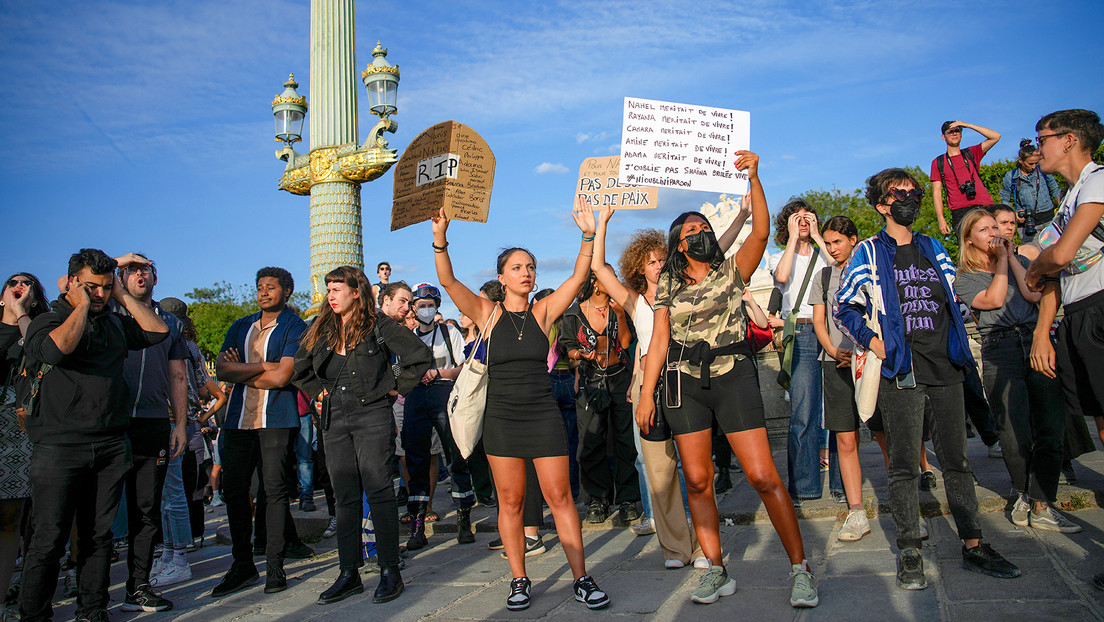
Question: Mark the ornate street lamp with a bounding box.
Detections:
[271,0,403,314]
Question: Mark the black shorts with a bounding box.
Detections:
[1056,290,1104,421]
[662,357,765,436]
[822,361,860,432]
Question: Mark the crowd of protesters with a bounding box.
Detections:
[2,108,1104,620]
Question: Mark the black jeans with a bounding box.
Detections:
[126,417,169,592]
[325,391,400,569]
[577,367,640,505]
[963,365,999,446]
[981,328,1065,503]
[20,438,130,621]
[403,382,474,513]
[878,378,982,550]
[222,427,297,567]
[313,428,337,516]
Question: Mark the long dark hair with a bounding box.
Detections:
[300,266,377,352]
[660,212,724,298]
[3,273,49,319]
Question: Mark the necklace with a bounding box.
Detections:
[505,307,527,341]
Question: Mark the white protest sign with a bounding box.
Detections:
[618,97,750,195]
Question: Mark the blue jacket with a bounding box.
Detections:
[220,307,306,429]
[834,229,975,379]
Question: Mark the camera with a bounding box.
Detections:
[958,179,977,201]
[1023,210,1037,238]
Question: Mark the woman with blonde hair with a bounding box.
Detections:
[293,266,433,605]
[955,209,1078,534]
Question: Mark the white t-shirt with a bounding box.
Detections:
[416,323,466,371]
[1056,162,1104,305]
[769,248,829,319]
[631,297,655,357]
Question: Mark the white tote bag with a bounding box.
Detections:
[447,305,498,459]
[851,266,883,422]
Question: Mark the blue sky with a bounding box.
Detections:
[3,0,1102,318]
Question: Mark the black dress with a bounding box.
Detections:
[482,308,568,458]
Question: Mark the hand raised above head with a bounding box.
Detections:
[599,205,616,226]
[431,207,451,238]
[572,195,596,236]
[733,150,759,178]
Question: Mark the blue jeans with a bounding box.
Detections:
[786,325,826,499]
[161,423,193,550]
[295,414,314,499]
[549,370,580,498]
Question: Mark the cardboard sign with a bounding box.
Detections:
[618,97,750,195]
[391,121,495,231]
[576,156,658,210]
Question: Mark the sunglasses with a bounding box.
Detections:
[884,188,925,202]
[6,278,33,288]
[945,128,962,135]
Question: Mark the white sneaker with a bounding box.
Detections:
[919,518,929,541]
[1030,506,1082,534]
[150,562,192,587]
[209,492,225,507]
[693,556,711,570]
[631,517,656,536]
[150,555,169,579]
[988,441,1003,459]
[323,516,338,538]
[1010,495,1030,527]
[838,510,870,542]
[664,559,686,569]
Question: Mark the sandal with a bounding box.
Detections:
[400,512,414,524]
[425,510,440,522]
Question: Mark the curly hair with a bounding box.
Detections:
[617,229,666,295]
[773,200,818,247]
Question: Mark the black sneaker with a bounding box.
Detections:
[919,470,937,491]
[487,537,505,550]
[500,536,547,559]
[121,584,173,612]
[896,548,927,590]
[477,495,497,508]
[614,502,640,524]
[74,609,111,622]
[962,542,1021,579]
[299,497,317,512]
[211,563,260,598]
[573,575,610,609]
[506,577,532,611]
[1093,571,1104,591]
[585,500,610,524]
[285,540,315,559]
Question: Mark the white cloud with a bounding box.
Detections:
[576,131,610,144]
[781,154,796,160]
[535,162,568,174]
[608,143,622,154]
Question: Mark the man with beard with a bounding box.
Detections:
[19,249,168,622]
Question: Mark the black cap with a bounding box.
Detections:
[160,297,188,319]
[941,120,957,134]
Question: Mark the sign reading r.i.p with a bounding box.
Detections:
[417,153,461,187]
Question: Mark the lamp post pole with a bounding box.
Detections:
[273,0,400,315]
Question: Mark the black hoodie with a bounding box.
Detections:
[22,296,167,444]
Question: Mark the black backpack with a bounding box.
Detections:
[935,147,978,196]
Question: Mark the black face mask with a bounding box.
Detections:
[889,196,921,227]
[683,230,718,262]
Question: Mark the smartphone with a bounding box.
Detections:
[664,362,682,409]
[897,367,916,390]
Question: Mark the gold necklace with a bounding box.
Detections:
[505,306,526,341]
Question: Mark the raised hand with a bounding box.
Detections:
[599,205,616,227]
[431,207,451,240]
[572,195,596,236]
[733,150,759,179]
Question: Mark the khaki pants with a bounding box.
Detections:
[632,373,702,563]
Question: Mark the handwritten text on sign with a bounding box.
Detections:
[576,156,658,210]
[417,153,461,186]
[618,97,750,195]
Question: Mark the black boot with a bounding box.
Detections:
[373,565,405,603]
[318,568,364,605]
[457,507,475,544]
[714,467,732,494]
[406,512,428,551]
[264,564,287,594]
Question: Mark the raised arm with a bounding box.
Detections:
[717,193,753,254]
[733,151,770,284]
[592,208,637,313]
[534,197,596,329]
[431,208,495,326]
[954,121,1001,154]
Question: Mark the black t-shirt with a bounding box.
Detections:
[893,243,965,386]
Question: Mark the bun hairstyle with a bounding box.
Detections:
[1018,139,1037,162]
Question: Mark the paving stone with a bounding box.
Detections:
[938,555,1076,603]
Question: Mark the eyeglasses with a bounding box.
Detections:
[6,278,32,288]
[884,188,925,202]
[1035,133,1066,147]
[123,265,154,275]
[413,284,440,300]
[945,128,962,135]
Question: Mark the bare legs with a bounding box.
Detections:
[487,455,585,580]
[836,431,863,506]
[674,428,806,567]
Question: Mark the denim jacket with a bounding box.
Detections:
[999,168,1061,220]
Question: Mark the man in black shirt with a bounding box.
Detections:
[19,249,168,622]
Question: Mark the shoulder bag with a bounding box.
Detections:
[447,305,499,459]
[776,249,820,390]
[850,262,883,422]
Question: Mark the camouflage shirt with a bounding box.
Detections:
[655,254,747,378]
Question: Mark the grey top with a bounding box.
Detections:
[954,254,1038,335]
[810,265,856,362]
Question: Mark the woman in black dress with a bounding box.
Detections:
[292,266,433,606]
[430,201,610,612]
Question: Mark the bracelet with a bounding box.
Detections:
[579,252,593,257]
[16,314,28,322]
[432,241,449,250]
[581,234,595,242]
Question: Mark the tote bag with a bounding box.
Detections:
[447,305,498,459]
[851,268,883,422]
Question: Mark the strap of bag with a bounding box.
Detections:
[463,305,499,365]
[783,248,821,336]
[821,266,832,305]
[437,323,457,368]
